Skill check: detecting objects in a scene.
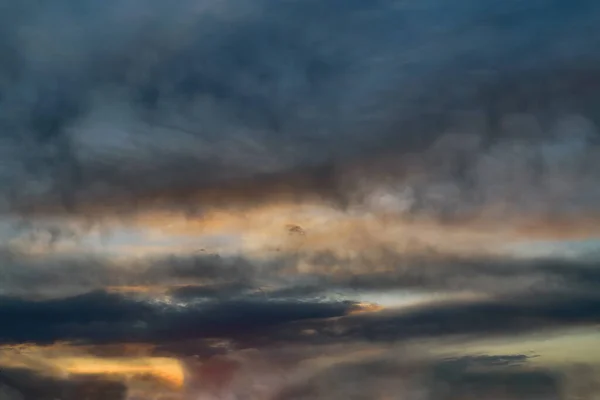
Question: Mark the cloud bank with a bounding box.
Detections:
[2,0,600,399]
[0,0,598,220]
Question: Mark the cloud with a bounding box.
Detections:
[272,358,430,400]
[0,289,356,345]
[267,291,600,346]
[3,235,600,302]
[436,354,536,369]
[430,357,561,400]
[6,262,600,351]
[2,1,600,397]
[1,0,600,219]
[271,352,557,400]
[0,367,128,400]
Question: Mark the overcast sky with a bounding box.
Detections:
[1,0,600,399]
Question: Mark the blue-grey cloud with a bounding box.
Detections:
[1,0,600,216]
[3,2,600,398]
[2,244,600,300]
[0,290,355,345]
[265,291,600,346]
[3,273,600,349]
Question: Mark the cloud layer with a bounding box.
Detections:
[0,0,599,219]
[2,0,600,399]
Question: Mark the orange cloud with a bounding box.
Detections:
[126,203,600,260]
[57,357,185,388]
[347,302,385,315]
[0,344,185,389]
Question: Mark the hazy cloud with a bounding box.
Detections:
[0,0,599,218]
[2,0,600,397]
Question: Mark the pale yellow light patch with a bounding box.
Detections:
[0,344,185,389]
[430,326,600,368]
[57,357,185,388]
[361,290,490,311]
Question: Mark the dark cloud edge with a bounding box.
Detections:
[3,284,600,349]
[0,290,357,345]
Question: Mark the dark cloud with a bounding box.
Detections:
[218,250,600,297]
[0,250,118,299]
[436,354,536,369]
[311,254,600,294]
[266,291,600,346]
[0,291,153,344]
[166,282,257,300]
[3,1,600,398]
[2,249,599,351]
[6,270,600,349]
[0,290,355,345]
[0,0,599,216]
[0,249,269,299]
[0,367,128,400]
[3,242,600,301]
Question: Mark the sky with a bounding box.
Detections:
[1,0,600,399]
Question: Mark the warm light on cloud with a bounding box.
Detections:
[11,186,600,265]
[0,344,185,389]
[57,357,185,388]
[346,302,385,315]
[122,204,600,260]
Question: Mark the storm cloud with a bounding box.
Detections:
[0,0,598,219]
